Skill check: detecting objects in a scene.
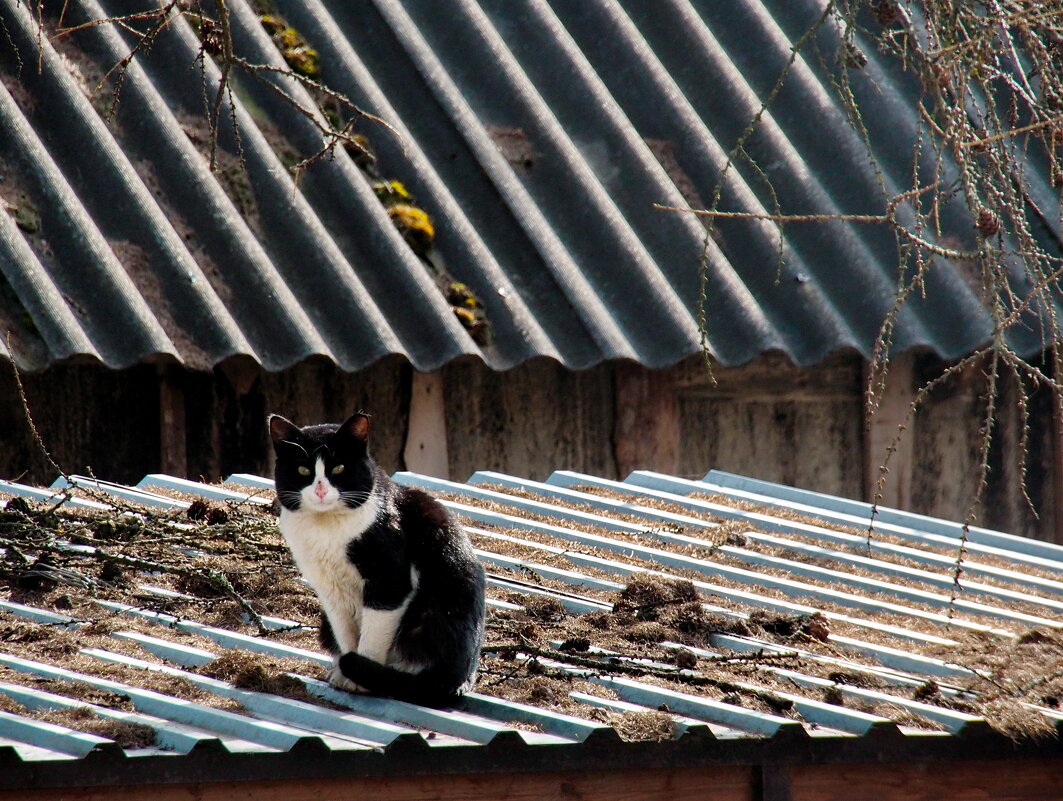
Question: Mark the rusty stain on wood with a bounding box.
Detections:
[218,356,260,397]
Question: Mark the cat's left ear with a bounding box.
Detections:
[269,414,302,449]
[337,412,371,444]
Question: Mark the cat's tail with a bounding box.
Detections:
[337,652,468,707]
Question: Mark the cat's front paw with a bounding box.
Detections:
[327,665,367,694]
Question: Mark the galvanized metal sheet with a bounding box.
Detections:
[3,464,1063,777]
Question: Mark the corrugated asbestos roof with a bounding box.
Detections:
[3,465,1063,787]
[1,0,1058,373]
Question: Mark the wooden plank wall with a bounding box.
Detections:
[0,362,162,485]
[179,355,412,483]
[909,354,1056,538]
[0,766,754,801]
[789,758,1063,801]
[0,351,1055,539]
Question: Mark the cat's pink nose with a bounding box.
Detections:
[314,482,328,499]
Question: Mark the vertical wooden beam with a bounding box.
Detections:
[404,370,449,478]
[863,353,915,510]
[158,365,187,478]
[757,762,792,801]
[613,362,680,479]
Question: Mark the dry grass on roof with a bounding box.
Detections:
[0,614,326,701]
[468,517,981,652]
[0,688,157,750]
[138,483,276,513]
[460,487,1054,636]
[687,490,1063,582]
[514,483,1063,602]
[569,483,1063,590]
[480,574,949,733]
[2,483,1063,742]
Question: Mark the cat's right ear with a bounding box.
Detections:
[268,415,302,452]
[337,412,371,444]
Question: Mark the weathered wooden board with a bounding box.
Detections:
[1,362,161,485]
[441,357,617,483]
[790,758,1063,801]
[864,353,915,510]
[0,766,755,801]
[6,758,1063,801]
[909,354,1054,541]
[404,370,449,478]
[675,352,865,500]
[257,355,411,477]
[614,360,681,477]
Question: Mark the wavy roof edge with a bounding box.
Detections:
[0,339,1016,383]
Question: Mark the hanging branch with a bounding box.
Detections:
[662,0,1063,581]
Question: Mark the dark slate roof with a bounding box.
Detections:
[0,0,1058,372]
[3,465,1063,787]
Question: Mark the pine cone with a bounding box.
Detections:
[976,208,1001,237]
[873,1,904,27]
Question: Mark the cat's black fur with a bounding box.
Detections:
[269,412,486,707]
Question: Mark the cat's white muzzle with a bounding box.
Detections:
[301,479,341,512]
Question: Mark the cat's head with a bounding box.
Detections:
[268,412,375,513]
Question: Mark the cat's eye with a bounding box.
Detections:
[331,464,345,475]
[297,466,311,476]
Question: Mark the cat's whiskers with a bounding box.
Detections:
[339,490,373,506]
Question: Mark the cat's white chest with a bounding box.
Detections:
[278,495,380,652]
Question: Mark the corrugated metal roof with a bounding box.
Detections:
[1,0,1058,373]
[3,464,1063,787]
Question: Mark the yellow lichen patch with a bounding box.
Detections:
[259,14,319,77]
[343,134,375,166]
[251,11,489,345]
[387,203,435,255]
[446,282,489,344]
[372,180,413,205]
[452,306,489,345]
[3,195,40,234]
[446,282,483,310]
[283,46,319,78]
[259,14,286,35]
[274,27,303,51]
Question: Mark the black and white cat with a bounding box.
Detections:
[268,412,486,706]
